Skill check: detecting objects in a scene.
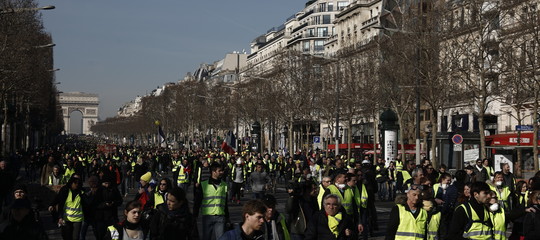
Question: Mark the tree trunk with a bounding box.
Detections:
[534,95,539,172]
[348,119,352,160]
[430,108,438,169]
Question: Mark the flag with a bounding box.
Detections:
[158,125,166,147]
[221,131,236,155]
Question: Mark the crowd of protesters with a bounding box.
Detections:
[2,138,540,240]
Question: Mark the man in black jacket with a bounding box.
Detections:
[447,181,493,240]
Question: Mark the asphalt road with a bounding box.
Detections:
[38,177,393,240]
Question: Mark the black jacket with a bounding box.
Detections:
[304,209,357,240]
[149,203,199,240]
[95,185,123,222]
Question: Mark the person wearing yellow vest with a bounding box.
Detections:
[48,175,85,240]
[64,159,77,181]
[317,176,333,210]
[261,194,291,240]
[347,173,368,240]
[491,172,512,211]
[48,165,66,186]
[194,162,230,240]
[104,200,145,240]
[304,194,358,240]
[448,181,493,240]
[487,192,507,240]
[177,158,191,191]
[150,178,172,208]
[432,172,458,239]
[321,173,364,234]
[483,159,495,181]
[396,160,415,193]
[386,184,427,240]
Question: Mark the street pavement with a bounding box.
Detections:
[34,175,393,240]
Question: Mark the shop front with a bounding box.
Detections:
[486,132,540,179]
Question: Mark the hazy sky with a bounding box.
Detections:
[40,0,305,120]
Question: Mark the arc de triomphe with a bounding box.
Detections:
[59,92,99,135]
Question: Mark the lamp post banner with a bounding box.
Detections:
[384,130,397,166]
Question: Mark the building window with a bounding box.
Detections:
[314,40,325,51]
[317,27,328,37]
[337,1,349,10]
[319,3,326,12]
[328,3,334,11]
[303,41,310,52]
[307,28,315,37]
[323,15,331,24]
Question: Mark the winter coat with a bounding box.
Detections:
[149,203,198,240]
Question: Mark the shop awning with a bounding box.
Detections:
[486,132,540,146]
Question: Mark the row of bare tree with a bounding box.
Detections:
[0,0,63,155]
[93,0,540,169]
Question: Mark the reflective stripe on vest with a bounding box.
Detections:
[108,225,120,240]
[177,166,188,183]
[460,203,493,240]
[327,185,354,215]
[490,208,506,240]
[317,185,326,210]
[201,180,227,215]
[427,212,441,240]
[396,204,427,240]
[64,189,84,222]
[396,161,403,171]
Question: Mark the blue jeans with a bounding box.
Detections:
[202,215,226,240]
[378,182,388,200]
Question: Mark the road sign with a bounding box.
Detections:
[313,136,321,143]
[516,125,534,131]
[454,144,463,151]
[452,134,463,144]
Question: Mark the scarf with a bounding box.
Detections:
[328,212,342,237]
[123,220,140,230]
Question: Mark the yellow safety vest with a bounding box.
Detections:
[352,184,368,209]
[459,203,493,240]
[396,161,404,171]
[154,192,165,208]
[177,166,188,184]
[317,185,326,210]
[396,204,427,240]
[201,180,227,216]
[327,185,355,215]
[433,183,441,197]
[64,167,75,180]
[490,208,506,240]
[64,189,84,222]
[427,212,441,240]
[402,171,412,183]
[279,213,291,240]
[48,174,64,185]
[489,185,511,210]
[107,225,120,240]
[519,192,529,207]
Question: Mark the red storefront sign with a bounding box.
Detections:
[486,133,540,146]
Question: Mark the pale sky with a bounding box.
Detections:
[40,0,305,120]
